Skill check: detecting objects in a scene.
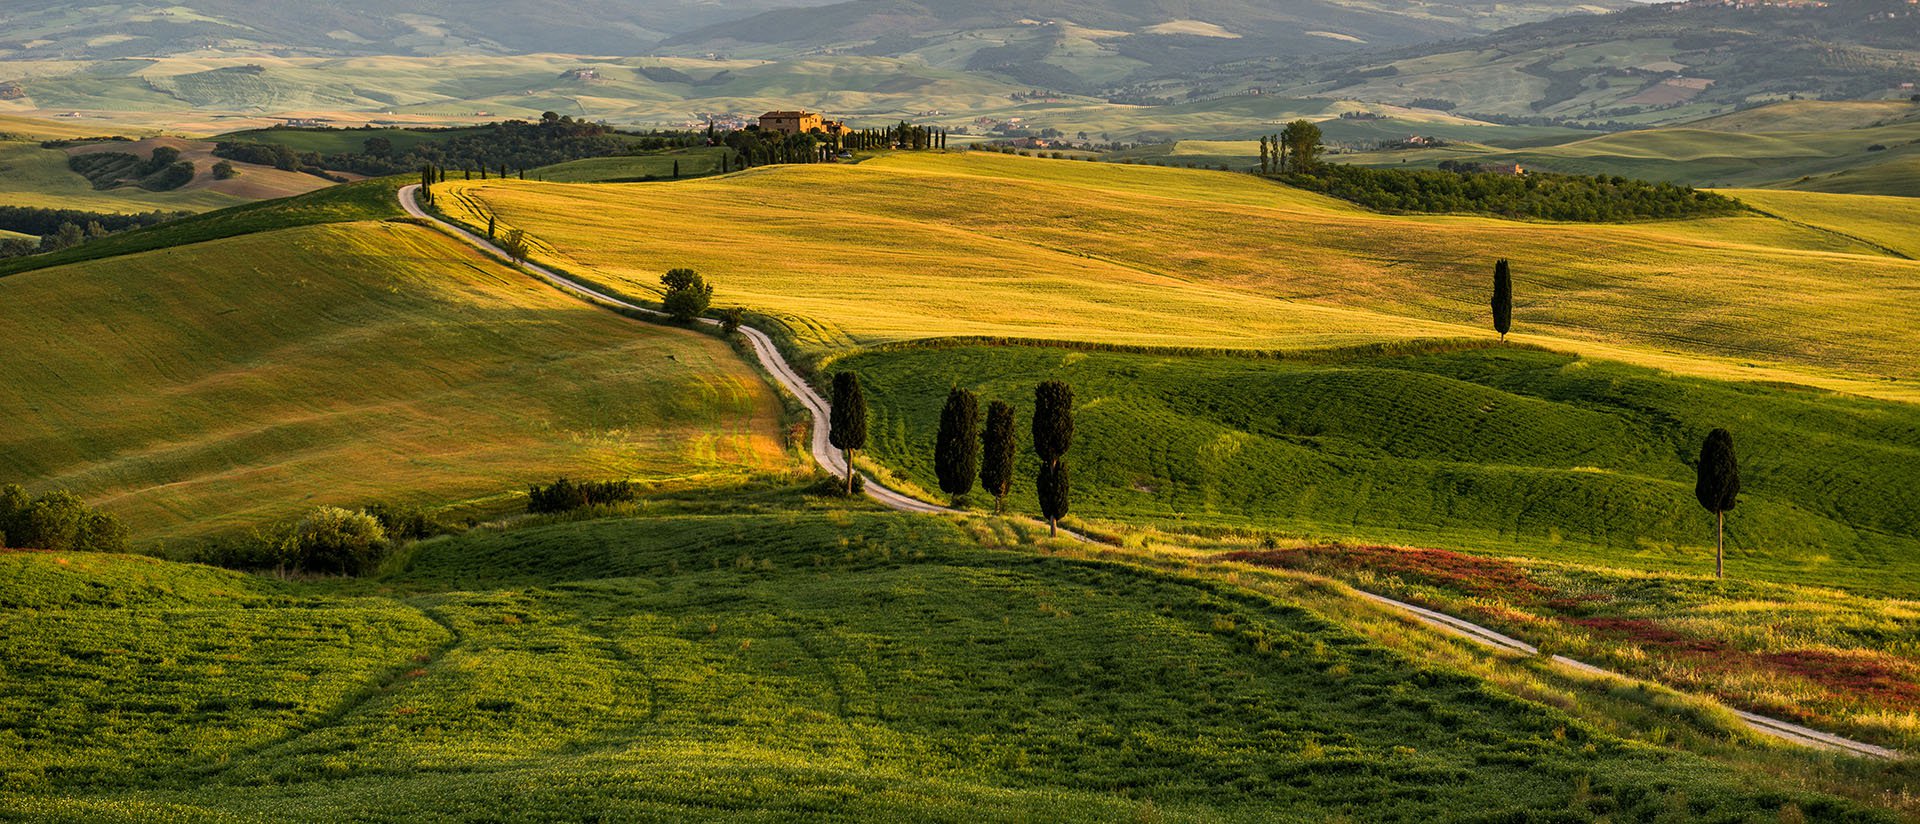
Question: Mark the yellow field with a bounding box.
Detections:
[1728,188,1920,259]
[435,152,1920,400]
[0,221,797,540]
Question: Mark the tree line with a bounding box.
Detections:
[0,206,185,259]
[1283,163,1744,222]
[0,485,128,553]
[828,374,1077,536]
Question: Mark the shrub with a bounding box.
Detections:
[212,160,238,179]
[0,484,129,552]
[362,501,445,542]
[288,506,389,576]
[527,477,638,514]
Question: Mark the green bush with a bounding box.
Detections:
[0,484,129,552]
[660,267,712,322]
[287,506,389,576]
[527,477,639,514]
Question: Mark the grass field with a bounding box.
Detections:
[433,151,1920,400]
[0,139,243,213]
[0,177,403,277]
[0,505,1894,821]
[834,343,1920,597]
[531,148,730,182]
[1336,101,1920,196]
[0,218,795,541]
[1218,541,1920,753]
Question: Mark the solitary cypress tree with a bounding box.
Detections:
[830,373,868,496]
[1695,428,1740,579]
[980,401,1016,514]
[673,160,681,179]
[934,388,980,506]
[1492,259,1513,342]
[486,214,496,240]
[1032,381,1074,535]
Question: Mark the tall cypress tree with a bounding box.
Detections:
[1259,135,1270,175]
[980,401,1017,514]
[830,373,869,496]
[1695,428,1740,579]
[1032,381,1074,535]
[934,388,980,506]
[1492,259,1513,342]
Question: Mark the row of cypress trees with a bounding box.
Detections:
[1490,258,1740,577]
[828,374,1076,535]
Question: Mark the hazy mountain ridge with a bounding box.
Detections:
[0,0,839,60]
[1214,0,1920,122]
[659,0,1633,90]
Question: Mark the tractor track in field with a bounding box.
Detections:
[398,184,1901,762]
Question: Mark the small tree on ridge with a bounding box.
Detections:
[1492,259,1513,342]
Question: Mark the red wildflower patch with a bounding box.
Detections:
[1764,650,1920,705]
[1222,545,1555,602]
[1559,617,1731,656]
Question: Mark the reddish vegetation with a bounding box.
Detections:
[1222,544,1554,602]
[1561,617,1732,656]
[1221,543,1920,719]
[1764,650,1920,705]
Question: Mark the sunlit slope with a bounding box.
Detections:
[1,515,1877,821]
[1727,189,1920,260]
[841,343,1920,597]
[438,152,1920,399]
[0,221,793,540]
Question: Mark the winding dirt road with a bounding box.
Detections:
[398,184,1899,761]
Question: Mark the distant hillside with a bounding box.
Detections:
[661,0,1630,92]
[0,0,837,60]
[1220,0,1920,124]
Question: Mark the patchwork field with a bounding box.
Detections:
[1336,101,1920,197]
[0,507,1892,821]
[0,217,794,540]
[432,151,1920,400]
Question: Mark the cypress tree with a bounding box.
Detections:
[1032,380,1074,535]
[980,400,1016,514]
[1695,428,1740,579]
[486,214,496,240]
[1038,461,1069,536]
[673,160,681,178]
[1492,259,1513,342]
[934,388,980,506]
[830,373,868,496]
[1260,135,1270,175]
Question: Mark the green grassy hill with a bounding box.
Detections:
[0,204,793,540]
[1334,100,1920,196]
[0,506,1886,821]
[531,148,729,182]
[835,343,1920,597]
[434,151,1920,401]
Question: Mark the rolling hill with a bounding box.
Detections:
[662,0,1631,92]
[0,205,793,540]
[1222,0,1920,125]
[0,0,838,61]
[1328,100,1920,196]
[0,506,1889,820]
[431,151,1920,399]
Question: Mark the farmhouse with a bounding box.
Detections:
[759,110,850,136]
